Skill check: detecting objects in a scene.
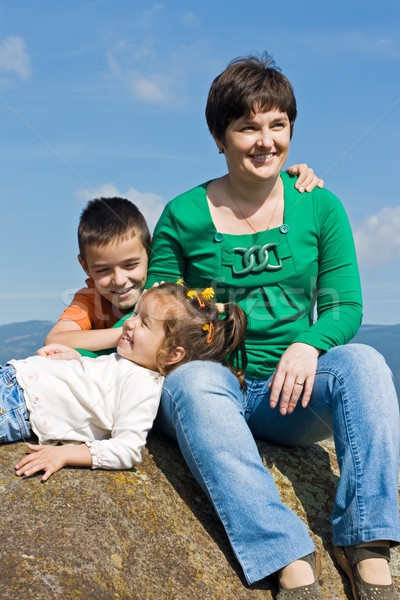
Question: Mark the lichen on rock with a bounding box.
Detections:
[0,434,398,599]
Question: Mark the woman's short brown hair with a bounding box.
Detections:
[205,52,297,141]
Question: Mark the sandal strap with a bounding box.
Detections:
[334,546,398,600]
[276,553,322,599]
[344,545,391,567]
[298,552,319,572]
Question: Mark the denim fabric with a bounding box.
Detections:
[157,344,400,585]
[0,364,32,443]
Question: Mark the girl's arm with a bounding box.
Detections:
[15,443,92,482]
[15,371,163,480]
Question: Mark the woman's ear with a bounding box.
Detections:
[164,346,185,366]
[212,134,224,154]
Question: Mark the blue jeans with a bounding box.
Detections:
[157,344,400,584]
[0,364,32,444]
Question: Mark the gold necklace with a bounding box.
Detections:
[229,187,280,233]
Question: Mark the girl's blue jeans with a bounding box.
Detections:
[157,343,400,584]
[0,364,32,444]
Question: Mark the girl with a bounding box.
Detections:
[0,282,247,482]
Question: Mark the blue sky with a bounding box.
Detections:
[1,0,399,326]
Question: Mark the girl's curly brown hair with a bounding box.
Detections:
[145,282,248,390]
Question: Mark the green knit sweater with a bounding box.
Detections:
[145,172,362,379]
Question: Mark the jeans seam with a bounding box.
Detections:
[14,406,31,441]
[316,367,364,536]
[164,386,254,582]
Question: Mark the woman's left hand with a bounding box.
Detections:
[268,342,321,415]
[286,164,324,192]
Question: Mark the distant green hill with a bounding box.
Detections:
[0,320,398,395]
[0,320,54,364]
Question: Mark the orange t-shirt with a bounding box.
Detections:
[58,279,132,330]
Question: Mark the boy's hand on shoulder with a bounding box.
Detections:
[286,163,324,193]
[36,343,81,361]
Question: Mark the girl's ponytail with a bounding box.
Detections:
[219,302,248,391]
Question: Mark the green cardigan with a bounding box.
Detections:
[145,172,362,379]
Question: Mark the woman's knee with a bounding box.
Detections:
[319,344,398,423]
[323,343,392,381]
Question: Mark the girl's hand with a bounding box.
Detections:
[36,343,81,360]
[268,342,321,415]
[15,443,92,481]
[286,164,324,193]
[15,444,69,481]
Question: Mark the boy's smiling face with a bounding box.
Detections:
[79,236,148,310]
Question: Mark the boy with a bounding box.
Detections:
[45,197,150,352]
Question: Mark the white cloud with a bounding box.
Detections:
[353,205,400,267]
[182,12,198,25]
[76,183,166,232]
[0,36,31,79]
[106,42,175,104]
[142,4,165,21]
[129,71,170,103]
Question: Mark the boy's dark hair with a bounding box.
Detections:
[146,282,248,390]
[205,52,297,142]
[78,197,151,260]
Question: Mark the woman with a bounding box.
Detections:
[146,54,400,599]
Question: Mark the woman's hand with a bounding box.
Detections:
[36,343,81,360]
[268,342,321,415]
[286,164,324,193]
[15,443,92,481]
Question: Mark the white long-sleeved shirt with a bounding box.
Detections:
[10,353,163,470]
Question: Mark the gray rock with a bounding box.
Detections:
[1,434,398,599]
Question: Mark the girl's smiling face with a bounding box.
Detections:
[218,108,291,186]
[117,295,166,371]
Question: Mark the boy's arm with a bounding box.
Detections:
[36,342,82,360]
[15,443,92,482]
[45,319,123,351]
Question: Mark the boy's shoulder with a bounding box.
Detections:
[59,279,124,330]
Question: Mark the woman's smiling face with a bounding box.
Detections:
[218,108,291,185]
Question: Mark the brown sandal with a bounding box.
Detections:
[276,552,322,599]
[333,545,399,600]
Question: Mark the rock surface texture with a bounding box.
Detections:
[1,433,399,599]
